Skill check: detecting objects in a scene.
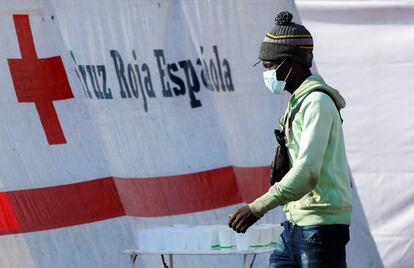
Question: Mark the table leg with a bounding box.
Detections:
[161,255,168,268]
[169,254,174,268]
[130,253,138,268]
[243,254,257,268]
[250,254,257,267]
[243,254,249,268]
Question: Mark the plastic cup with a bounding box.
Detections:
[248,227,261,247]
[218,228,234,248]
[272,224,284,244]
[256,224,272,246]
[153,228,167,250]
[259,225,273,246]
[162,227,175,251]
[196,226,217,251]
[186,228,199,251]
[137,229,150,250]
[169,228,187,251]
[138,228,165,251]
[235,232,249,250]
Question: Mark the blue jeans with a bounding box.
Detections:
[269,221,350,268]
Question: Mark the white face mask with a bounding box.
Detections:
[263,59,292,94]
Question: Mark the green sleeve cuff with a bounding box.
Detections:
[248,190,283,218]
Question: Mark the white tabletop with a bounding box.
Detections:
[124,247,275,256]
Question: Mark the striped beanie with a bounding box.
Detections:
[259,11,313,67]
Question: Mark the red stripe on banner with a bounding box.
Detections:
[116,166,244,217]
[7,178,125,233]
[0,193,20,233]
[1,166,269,234]
[233,166,270,203]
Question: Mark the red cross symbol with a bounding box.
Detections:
[8,15,74,145]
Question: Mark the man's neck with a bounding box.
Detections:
[286,70,312,94]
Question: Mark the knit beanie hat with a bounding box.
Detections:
[259,11,313,67]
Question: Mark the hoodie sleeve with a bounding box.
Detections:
[249,93,336,218]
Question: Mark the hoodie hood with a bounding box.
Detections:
[291,74,346,110]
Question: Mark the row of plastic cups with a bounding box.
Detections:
[235,224,284,250]
[215,224,283,250]
[137,225,222,251]
[137,223,283,251]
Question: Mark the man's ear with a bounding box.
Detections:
[293,60,308,70]
[289,59,298,69]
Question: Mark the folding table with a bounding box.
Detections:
[124,247,274,268]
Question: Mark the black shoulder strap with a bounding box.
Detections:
[285,89,343,130]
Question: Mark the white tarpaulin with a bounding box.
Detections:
[0,0,411,267]
[298,1,414,267]
[0,1,293,267]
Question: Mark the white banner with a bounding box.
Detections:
[298,1,414,268]
[0,0,411,267]
[0,1,295,267]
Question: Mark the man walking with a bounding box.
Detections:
[229,11,352,268]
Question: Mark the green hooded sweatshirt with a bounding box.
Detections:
[249,74,352,226]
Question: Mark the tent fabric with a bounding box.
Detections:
[0,0,293,267]
[0,0,411,267]
[298,1,414,267]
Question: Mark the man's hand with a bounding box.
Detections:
[228,205,260,233]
